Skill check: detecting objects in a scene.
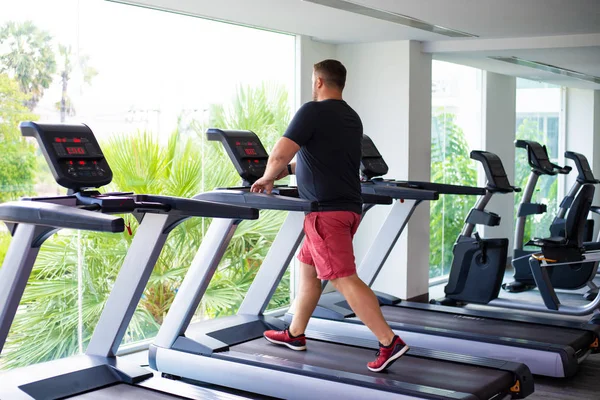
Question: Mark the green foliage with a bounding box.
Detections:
[1,83,291,369]
[204,82,292,310]
[209,83,291,150]
[514,119,558,246]
[0,21,56,110]
[55,44,98,121]
[0,232,10,262]
[0,74,37,202]
[429,112,478,278]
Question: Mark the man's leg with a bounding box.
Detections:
[263,216,320,350]
[330,274,395,346]
[288,262,322,336]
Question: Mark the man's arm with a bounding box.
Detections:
[263,137,300,180]
[275,161,295,180]
[250,137,300,193]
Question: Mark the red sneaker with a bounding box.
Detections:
[367,335,409,372]
[264,329,306,351]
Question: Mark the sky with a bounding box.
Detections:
[1,0,297,138]
[2,0,560,146]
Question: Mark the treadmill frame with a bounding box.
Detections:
[150,196,532,399]
[0,199,251,400]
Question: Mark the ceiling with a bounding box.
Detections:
[433,46,600,90]
[115,0,600,88]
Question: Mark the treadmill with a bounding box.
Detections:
[149,129,534,400]
[307,135,600,378]
[0,122,261,400]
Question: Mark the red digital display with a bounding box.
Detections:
[66,146,87,155]
[244,148,257,156]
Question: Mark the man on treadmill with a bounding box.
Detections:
[250,59,409,372]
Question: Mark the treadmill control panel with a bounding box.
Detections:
[361,135,389,180]
[206,128,269,185]
[20,122,112,191]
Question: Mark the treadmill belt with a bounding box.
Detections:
[381,305,592,350]
[233,337,513,400]
[69,384,188,400]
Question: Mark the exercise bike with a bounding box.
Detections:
[504,140,600,300]
[433,149,600,324]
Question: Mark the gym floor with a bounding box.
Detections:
[429,270,600,400]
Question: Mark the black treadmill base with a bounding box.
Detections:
[228,337,523,400]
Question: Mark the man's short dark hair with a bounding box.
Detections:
[314,59,346,90]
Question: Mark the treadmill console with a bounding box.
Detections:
[207,128,269,185]
[361,135,389,180]
[20,122,112,191]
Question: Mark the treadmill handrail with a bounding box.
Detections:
[195,190,318,212]
[360,193,394,205]
[374,179,485,196]
[0,201,124,232]
[361,183,439,201]
[137,195,259,220]
[564,151,600,184]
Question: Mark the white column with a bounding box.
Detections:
[480,72,517,252]
[337,41,432,300]
[565,89,600,237]
[295,36,337,106]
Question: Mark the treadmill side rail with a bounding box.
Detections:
[0,201,124,233]
[196,190,318,212]
[145,194,259,220]
[362,184,439,201]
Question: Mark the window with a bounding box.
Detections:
[430,61,482,280]
[0,0,295,369]
[514,78,563,245]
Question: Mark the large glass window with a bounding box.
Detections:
[430,61,482,279]
[514,78,563,245]
[0,0,295,369]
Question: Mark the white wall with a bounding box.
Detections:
[295,36,336,107]
[480,72,517,250]
[337,41,432,300]
[565,89,600,237]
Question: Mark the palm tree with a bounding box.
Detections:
[0,21,57,110]
[209,83,291,150]
[1,83,292,369]
[55,44,98,122]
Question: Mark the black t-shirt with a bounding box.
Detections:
[284,99,363,214]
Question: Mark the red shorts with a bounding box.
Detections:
[298,211,361,280]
